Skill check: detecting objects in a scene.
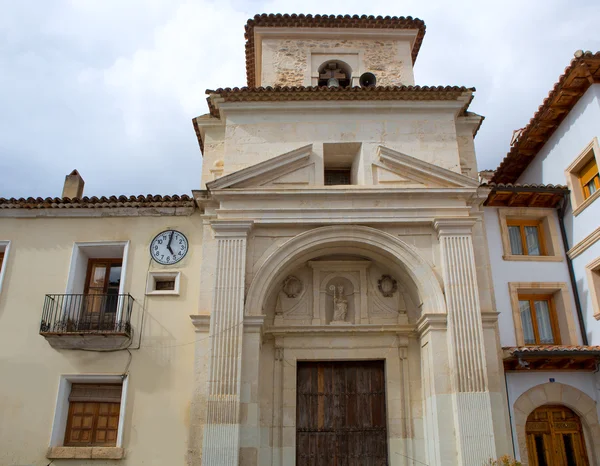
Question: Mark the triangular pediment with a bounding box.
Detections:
[375,146,480,188]
[207,145,313,189]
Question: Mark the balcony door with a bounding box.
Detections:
[526,405,589,466]
[81,259,122,330]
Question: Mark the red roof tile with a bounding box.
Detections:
[0,195,195,209]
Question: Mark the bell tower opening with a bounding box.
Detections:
[317,61,352,88]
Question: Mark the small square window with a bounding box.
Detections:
[518,295,560,345]
[0,240,10,294]
[146,271,181,295]
[565,137,600,215]
[324,169,351,186]
[507,220,545,256]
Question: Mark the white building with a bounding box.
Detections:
[484,51,600,464]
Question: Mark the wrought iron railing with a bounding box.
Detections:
[40,294,133,335]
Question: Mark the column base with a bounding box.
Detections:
[454,392,497,465]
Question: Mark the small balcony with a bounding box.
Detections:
[40,294,134,350]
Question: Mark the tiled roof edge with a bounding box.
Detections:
[0,194,195,209]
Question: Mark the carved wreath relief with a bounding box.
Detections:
[377,275,397,297]
[282,275,303,298]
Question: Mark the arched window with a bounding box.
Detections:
[317,61,352,88]
[526,405,589,466]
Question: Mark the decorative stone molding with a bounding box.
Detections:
[245,225,446,317]
[47,446,124,460]
[282,275,303,298]
[567,226,600,259]
[377,274,398,297]
[513,382,600,465]
[190,314,211,333]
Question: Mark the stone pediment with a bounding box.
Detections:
[207,145,313,189]
[374,146,480,188]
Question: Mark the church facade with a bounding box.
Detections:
[0,14,598,466]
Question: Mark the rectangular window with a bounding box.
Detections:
[64,383,122,447]
[507,219,545,256]
[518,294,560,345]
[0,251,4,271]
[579,157,600,200]
[324,168,351,186]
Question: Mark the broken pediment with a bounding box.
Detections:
[207,145,313,189]
[375,146,480,188]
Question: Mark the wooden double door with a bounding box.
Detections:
[296,360,388,466]
[526,406,589,466]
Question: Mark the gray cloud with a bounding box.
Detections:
[1,0,598,198]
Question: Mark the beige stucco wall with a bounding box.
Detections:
[0,213,203,465]
[260,37,415,87]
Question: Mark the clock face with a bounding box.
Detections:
[150,230,188,265]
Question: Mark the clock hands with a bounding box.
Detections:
[167,231,175,255]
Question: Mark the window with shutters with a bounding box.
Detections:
[565,137,600,215]
[47,375,128,460]
[64,384,122,447]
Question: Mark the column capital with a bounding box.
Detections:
[244,315,266,334]
[211,220,254,238]
[190,314,211,333]
[416,313,447,336]
[433,217,477,237]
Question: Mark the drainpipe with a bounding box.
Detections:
[557,193,588,345]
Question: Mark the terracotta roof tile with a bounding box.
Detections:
[492,51,600,184]
[244,14,426,87]
[503,345,600,355]
[205,85,474,118]
[0,194,195,209]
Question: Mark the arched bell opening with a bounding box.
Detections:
[317,60,352,88]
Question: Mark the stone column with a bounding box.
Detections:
[434,219,497,464]
[202,221,253,466]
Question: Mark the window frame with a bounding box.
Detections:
[48,374,128,459]
[517,293,561,345]
[146,270,181,296]
[497,208,563,262]
[509,282,580,346]
[586,256,600,320]
[565,137,600,216]
[0,240,11,295]
[506,219,547,256]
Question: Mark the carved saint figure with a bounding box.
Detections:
[330,284,348,322]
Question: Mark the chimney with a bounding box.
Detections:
[62,169,85,199]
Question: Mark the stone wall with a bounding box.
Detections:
[261,38,414,87]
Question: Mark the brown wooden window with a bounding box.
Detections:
[0,251,4,271]
[518,294,560,345]
[64,383,122,446]
[507,219,546,256]
[578,157,599,200]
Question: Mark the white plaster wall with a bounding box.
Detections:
[519,84,600,247]
[483,207,579,346]
[572,240,600,345]
[505,372,600,461]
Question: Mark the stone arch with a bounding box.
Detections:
[245,225,445,316]
[513,382,600,465]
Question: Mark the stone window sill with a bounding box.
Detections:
[502,254,563,262]
[47,446,124,460]
[573,189,600,216]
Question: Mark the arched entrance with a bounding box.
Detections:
[526,405,589,466]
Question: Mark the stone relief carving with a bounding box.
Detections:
[329,284,349,323]
[282,275,303,298]
[377,275,398,297]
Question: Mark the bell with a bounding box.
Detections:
[327,78,340,88]
[359,72,377,88]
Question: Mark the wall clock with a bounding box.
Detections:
[150,230,188,265]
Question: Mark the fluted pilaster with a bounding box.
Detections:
[202,221,253,466]
[434,219,496,464]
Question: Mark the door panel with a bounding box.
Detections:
[296,360,388,466]
[526,406,589,466]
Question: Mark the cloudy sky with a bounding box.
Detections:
[1,0,598,198]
